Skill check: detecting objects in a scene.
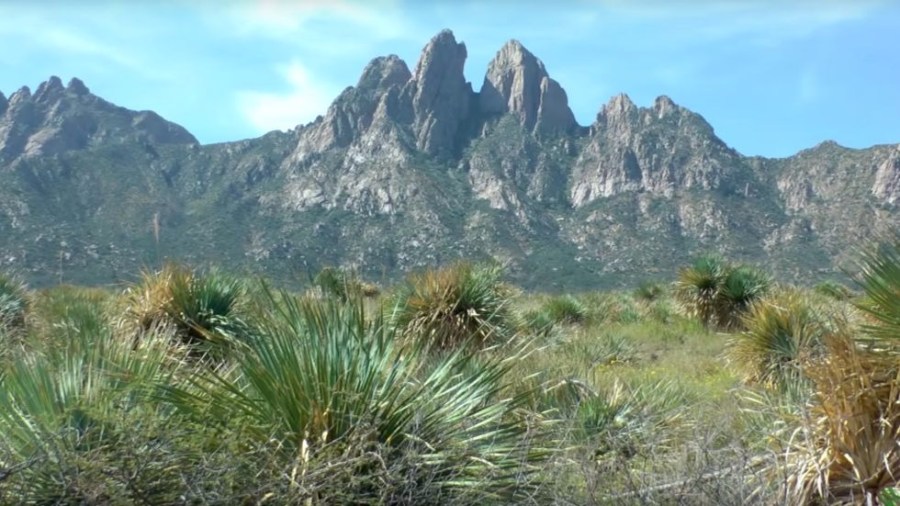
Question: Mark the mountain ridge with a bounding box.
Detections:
[0,29,896,290]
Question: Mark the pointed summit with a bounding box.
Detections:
[357,55,411,92]
[67,77,90,96]
[0,91,7,116]
[480,39,575,133]
[404,29,473,157]
[34,76,65,103]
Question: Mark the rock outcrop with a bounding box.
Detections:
[480,40,576,134]
[0,76,197,164]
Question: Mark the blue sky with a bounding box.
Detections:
[0,0,897,157]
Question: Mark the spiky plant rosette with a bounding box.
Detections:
[162,290,549,503]
[0,272,27,333]
[774,333,900,505]
[390,262,515,349]
[716,266,771,330]
[729,290,826,390]
[853,236,900,351]
[674,254,729,328]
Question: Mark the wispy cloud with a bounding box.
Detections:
[236,60,339,133]
[218,0,413,42]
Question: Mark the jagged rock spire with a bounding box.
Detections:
[404,29,472,157]
[480,39,576,133]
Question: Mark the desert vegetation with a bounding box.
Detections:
[0,238,899,504]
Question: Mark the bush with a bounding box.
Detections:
[0,272,27,333]
[123,264,246,352]
[728,289,825,390]
[313,266,379,301]
[542,294,588,325]
[163,290,547,503]
[813,279,853,301]
[634,281,664,302]
[390,262,514,349]
[674,255,770,330]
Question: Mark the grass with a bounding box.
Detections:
[1,241,898,503]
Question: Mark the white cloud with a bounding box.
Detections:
[217,0,411,42]
[236,60,338,133]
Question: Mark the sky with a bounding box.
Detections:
[0,0,898,158]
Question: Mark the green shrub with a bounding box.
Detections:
[163,290,547,503]
[124,264,246,352]
[313,266,379,301]
[542,294,588,325]
[390,262,514,349]
[0,272,27,333]
[674,256,770,330]
[634,281,664,302]
[813,279,853,301]
[728,290,825,390]
[715,266,771,330]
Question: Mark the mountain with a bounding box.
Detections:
[0,29,896,290]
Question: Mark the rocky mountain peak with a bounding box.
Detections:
[653,95,678,118]
[601,93,637,119]
[357,55,411,92]
[8,86,31,106]
[33,75,65,103]
[0,76,197,163]
[0,91,7,116]
[480,39,576,133]
[404,29,472,157]
[67,77,90,96]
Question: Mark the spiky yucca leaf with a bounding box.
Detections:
[123,264,246,351]
[0,313,185,502]
[542,294,588,325]
[729,290,825,390]
[0,272,27,333]
[391,262,514,349]
[716,266,771,330]
[854,237,900,348]
[777,333,900,505]
[674,254,729,328]
[162,289,547,502]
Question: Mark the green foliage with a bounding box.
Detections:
[729,290,825,390]
[0,311,187,503]
[313,266,379,301]
[390,262,514,349]
[634,281,664,302]
[124,264,246,352]
[0,271,27,333]
[542,294,588,325]
[813,279,853,301]
[716,266,772,330]
[674,255,770,330]
[854,236,900,347]
[163,290,546,503]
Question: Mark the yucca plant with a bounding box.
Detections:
[674,254,729,328]
[162,289,547,503]
[773,333,900,505]
[542,294,588,325]
[853,236,900,349]
[123,264,246,352]
[716,266,771,330]
[729,290,825,390]
[634,281,664,302]
[0,312,188,503]
[814,280,854,301]
[390,262,514,349]
[0,271,27,334]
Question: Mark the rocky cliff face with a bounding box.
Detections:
[0,30,895,289]
[0,76,196,166]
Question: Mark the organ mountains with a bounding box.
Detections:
[0,30,897,289]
